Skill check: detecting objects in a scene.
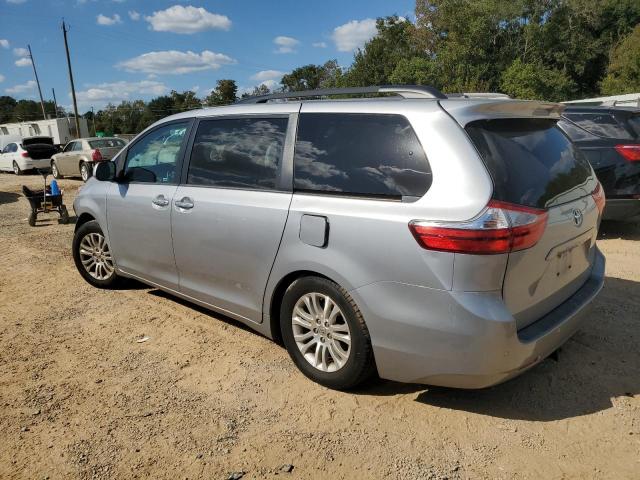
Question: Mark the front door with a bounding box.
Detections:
[171,115,294,322]
[106,120,192,289]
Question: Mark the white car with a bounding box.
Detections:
[0,136,58,175]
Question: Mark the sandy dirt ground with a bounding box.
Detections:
[0,172,638,480]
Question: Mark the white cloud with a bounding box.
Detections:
[312,42,327,48]
[5,80,36,94]
[117,50,236,75]
[13,47,28,57]
[251,70,284,82]
[15,57,32,67]
[128,10,140,21]
[273,36,299,54]
[258,79,279,90]
[145,5,231,34]
[0,39,9,49]
[97,13,122,26]
[75,80,168,106]
[332,18,377,52]
[0,74,5,83]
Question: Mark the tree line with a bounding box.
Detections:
[1,0,639,135]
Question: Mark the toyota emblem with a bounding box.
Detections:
[572,208,583,227]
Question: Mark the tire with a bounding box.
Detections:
[280,276,376,390]
[59,205,69,224]
[13,161,22,176]
[28,212,36,227]
[80,162,91,182]
[72,220,119,288]
[51,161,62,179]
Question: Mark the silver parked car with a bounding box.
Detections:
[52,137,127,181]
[72,86,606,390]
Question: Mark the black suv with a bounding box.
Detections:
[559,106,640,221]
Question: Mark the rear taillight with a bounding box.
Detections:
[409,200,548,255]
[92,149,103,161]
[21,151,29,158]
[591,182,606,216]
[615,144,640,162]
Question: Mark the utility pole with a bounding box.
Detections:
[27,45,47,120]
[91,106,96,136]
[62,20,81,138]
[52,88,59,118]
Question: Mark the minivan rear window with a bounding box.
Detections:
[466,119,593,209]
[294,113,431,199]
[562,113,633,140]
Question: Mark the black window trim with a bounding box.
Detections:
[292,112,431,203]
[179,113,296,193]
[116,117,195,185]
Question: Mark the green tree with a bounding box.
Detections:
[205,79,238,106]
[0,96,17,123]
[342,16,416,87]
[601,25,640,95]
[389,57,440,87]
[500,59,576,101]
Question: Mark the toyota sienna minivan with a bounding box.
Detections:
[72,85,606,390]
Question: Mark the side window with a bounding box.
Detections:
[124,121,189,184]
[10,143,18,153]
[187,117,288,190]
[63,142,75,153]
[2,143,14,153]
[563,113,633,139]
[294,113,432,199]
[73,142,84,151]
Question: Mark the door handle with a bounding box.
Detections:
[152,195,170,207]
[174,197,194,210]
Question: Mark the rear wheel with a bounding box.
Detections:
[73,220,119,288]
[13,161,22,176]
[80,162,91,182]
[51,161,62,179]
[280,276,376,390]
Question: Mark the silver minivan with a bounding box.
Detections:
[72,86,606,390]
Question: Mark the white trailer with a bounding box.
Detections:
[0,117,89,146]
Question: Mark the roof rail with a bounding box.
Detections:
[447,92,511,99]
[236,85,447,104]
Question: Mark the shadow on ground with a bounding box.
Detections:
[0,191,20,205]
[598,220,640,241]
[116,273,639,422]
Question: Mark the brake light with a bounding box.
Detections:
[409,200,548,255]
[615,144,640,162]
[92,149,103,161]
[21,151,29,158]
[591,182,606,216]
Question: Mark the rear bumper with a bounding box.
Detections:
[351,248,605,389]
[603,198,640,221]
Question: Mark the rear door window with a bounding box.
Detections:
[627,114,640,138]
[466,119,593,209]
[89,139,126,149]
[294,113,431,199]
[187,117,288,190]
[562,113,633,139]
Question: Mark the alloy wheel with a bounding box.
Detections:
[80,163,89,181]
[78,232,114,280]
[291,292,351,372]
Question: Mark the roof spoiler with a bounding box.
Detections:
[236,85,447,104]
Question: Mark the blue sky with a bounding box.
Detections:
[0,0,414,112]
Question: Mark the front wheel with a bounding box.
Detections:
[280,276,376,390]
[80,162,91,182]
[72,220,119,288]
[13,161,22,175]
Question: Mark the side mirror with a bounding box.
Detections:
[95,161,116,182]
